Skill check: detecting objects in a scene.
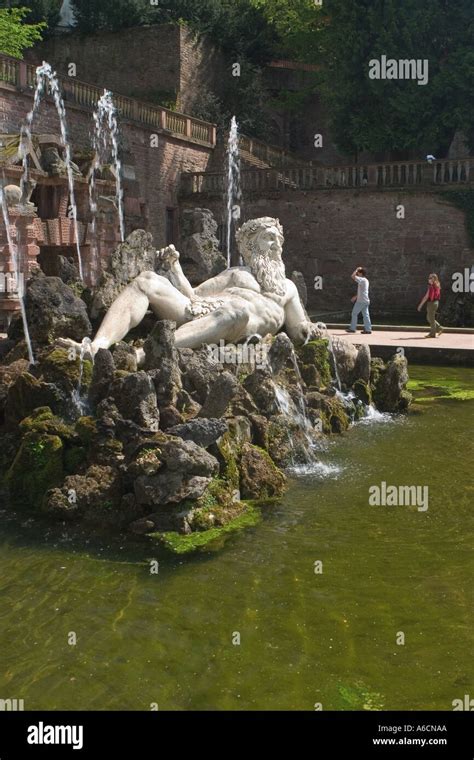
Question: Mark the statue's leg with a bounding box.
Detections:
[58,272,191,357]
[92,272,191,352]
[90,279,151,352]
[174,301,250,349]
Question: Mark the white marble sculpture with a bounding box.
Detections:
[61,217,320,359]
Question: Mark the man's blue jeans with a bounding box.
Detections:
[350,301,372,331]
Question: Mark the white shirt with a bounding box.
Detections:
[355,275,370,304]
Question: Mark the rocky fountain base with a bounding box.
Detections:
[0,246,412,555]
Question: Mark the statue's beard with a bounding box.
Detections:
[250,251,287,296]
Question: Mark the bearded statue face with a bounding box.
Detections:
[236,217,287,296]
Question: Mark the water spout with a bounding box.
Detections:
[264,342,317,467]
[89,90,125,270]
[225,116,241,268]
[20,62,83,281]
[72,337,93,415]
[315,321,342,391]
[0,187,34,365]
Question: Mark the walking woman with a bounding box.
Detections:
[417,273,443,337]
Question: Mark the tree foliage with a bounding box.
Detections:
[0,7,46,58]
[262,0,474,158]
[250,0,323,60]
[6,0,62,29]
[69,0,276,62]
[64,0,474,157]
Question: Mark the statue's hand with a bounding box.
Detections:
[158,244,180,270]
[302,321,326,343]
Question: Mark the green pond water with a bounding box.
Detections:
[0,365,472,711]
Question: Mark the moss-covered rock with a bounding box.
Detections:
[370,357,385,388]
[239,443,286,500]
[151,503,261,554]
[186,476,242,531]
[266,414,313,466]
[306,392,350,433]
[0,358,29,422]
[6,432,64,509]
[243,368,281,416]
[40,347,93,392]
[353,379,372,406]
[209,430,241,489]
[323,396,351,434]
[5,371,64,427]
[43,464,122,523]
[19,406,76,441]
[297,339,332,389]
[75,415,98,445]
[371,355,412,412]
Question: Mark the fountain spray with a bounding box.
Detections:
[20,62,83,281]
[225,116,242,268]
[89,90,125,268]
[0,187,34,364]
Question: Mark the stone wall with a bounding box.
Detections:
[27,25,225,114]
[0,84,213,248]
[180,188,474,318]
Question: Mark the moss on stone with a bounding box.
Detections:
[207,476,235,504]
[179,475,239,532]
[239,443,286,499]
[68,281,85,299]
[6,432,64,508]
[42,348,93,388]
[297,339,332,388]
[369,357,386,390]
[5,371,63,425]
[325,396,350,434]
[353,379,372,406]
[75,416,98,445]
[19,406,75,440]
[151,503,261,554]
[213,431,240,489]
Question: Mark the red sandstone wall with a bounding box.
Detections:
[0,85,212,247]
[27,25,226,115]
[27,25,182,105]
[180,189,474,317]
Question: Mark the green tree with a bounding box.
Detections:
[269,0,474,158]
[70,0,276,62]
[250,0,322,60]
[7,1,62,29]
[69,0,143,34]
[0,7,45,58]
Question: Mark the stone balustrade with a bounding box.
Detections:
[181,158,474,195]
[0,53,216,148]
[238,133,307,170]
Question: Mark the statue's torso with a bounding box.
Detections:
[223,286,286,336]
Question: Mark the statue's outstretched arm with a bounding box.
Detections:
[158,245,194,298]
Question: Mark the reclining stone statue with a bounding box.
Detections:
[60,217,320,360]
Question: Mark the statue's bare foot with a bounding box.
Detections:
[56,336,145,367]
[157,244,179,271]
[56,337,94,359]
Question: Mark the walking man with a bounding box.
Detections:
[346,266,372,334]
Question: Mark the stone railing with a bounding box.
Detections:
[238,133,308,170]
[0,54,216,148]
[181,158,474,195]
